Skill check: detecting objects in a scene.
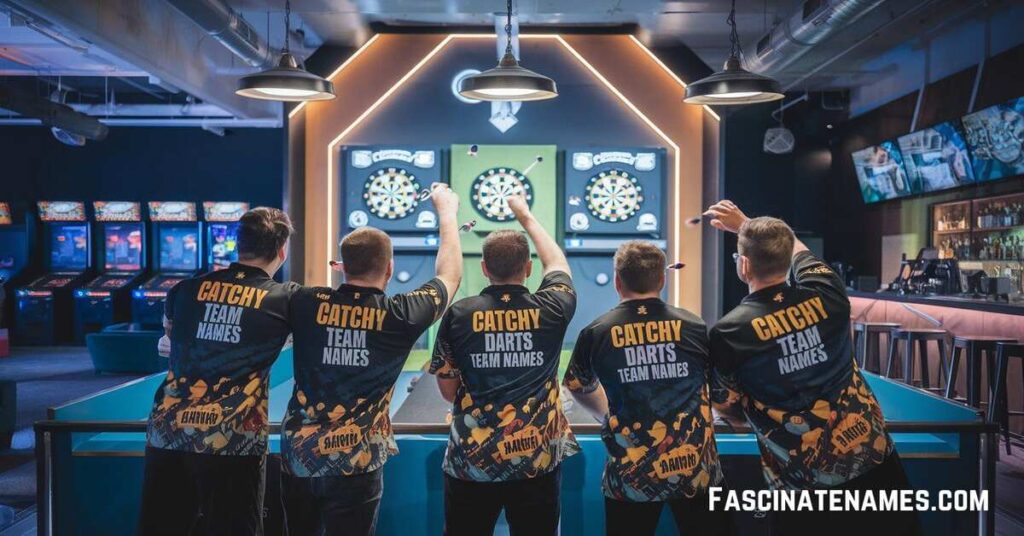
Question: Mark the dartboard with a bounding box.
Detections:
[471,168,533,222]
[363,167,421,220]
[585,169,644,222]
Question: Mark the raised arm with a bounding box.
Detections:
[704,199,809,256]
[430,183,463,306]
[507,194,570,277]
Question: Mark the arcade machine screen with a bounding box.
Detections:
[104,224,143,271]
[208,223,239,270]
[852,141,912,203]
[0,202,13,274]
[50,224,89,271]
[962,96,1024,182]
[897,121,976,193]
[159,226,199,272]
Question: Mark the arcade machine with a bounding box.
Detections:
[203,202,249,271]
[562,148,667,346]
[15,201,93,345]
[0,202,30,332]
[449,144,558,299]
[72,202,147,341]
[341,146,445,349]
[132,202,202,328]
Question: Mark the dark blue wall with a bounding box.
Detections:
[0,126,284,209]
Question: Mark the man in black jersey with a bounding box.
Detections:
[140,207,298,536]
[564,241,733,536]
[429,194,578,536]
[280,183,461,536]
[704,200,921,536]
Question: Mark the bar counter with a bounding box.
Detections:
[849,290,1023,435]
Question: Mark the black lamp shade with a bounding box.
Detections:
[684,57,784,106]
[236,53,335,102]
[458,53,558,102]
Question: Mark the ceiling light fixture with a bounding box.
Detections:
[458,0,557,102]
[684,0,783,106]
[236,0,335,102]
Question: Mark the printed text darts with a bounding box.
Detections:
[522,155,544,176]
[467,144,479,156]
[666,262,686,271]
[459,220,478,233]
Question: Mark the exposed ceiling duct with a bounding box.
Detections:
[165,0,273,68]
[0,83,108,140]
[746,0,887,76]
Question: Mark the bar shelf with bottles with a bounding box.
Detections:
[932,191,1024,298]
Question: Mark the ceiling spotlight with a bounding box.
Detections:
[684,0,783,106]
[458,0,558,102]
[236,0,335,102]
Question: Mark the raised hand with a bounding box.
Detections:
[703,200,750,234]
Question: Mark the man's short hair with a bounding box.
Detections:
[237,207,293,262]
[738,216,795,280]
[614,241,666,294]
[482,230,530,281]
[340,227,393,278]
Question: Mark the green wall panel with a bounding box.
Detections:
[450,144,558,254]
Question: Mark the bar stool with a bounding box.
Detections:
[853,322,900,374]
[945,335,1017,407]
[988,342,1024,455]
[885,327,950,391]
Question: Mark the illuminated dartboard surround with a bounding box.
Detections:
[585,169,644,222]
[362,167,421,220]
[471,167,533,222]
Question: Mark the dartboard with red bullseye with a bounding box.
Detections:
[471,167,534,222]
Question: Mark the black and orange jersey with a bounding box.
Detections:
[429,271,579,482]
[710,250,892,490]
[147,263,298,456]
[282,279,447,477]
[564,298,723,502]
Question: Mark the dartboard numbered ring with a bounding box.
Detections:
[585,169,644,222]
[362,167,421,220]
[471,167,534,222]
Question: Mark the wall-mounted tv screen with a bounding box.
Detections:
[897,121,975,193]
[50,224,88,271]
[208,222,238,271]
[104,223,143,271]
[852,141,912,203]
[962,96,1024,182]
[159,225,200,272]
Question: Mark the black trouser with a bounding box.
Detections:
[280,468,384,536]
[770,452,923,536]
[138,446,265,536]
[443,467,561,536]
[605,490,737,536]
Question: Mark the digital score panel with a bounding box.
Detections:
[342,146,445,239]
[563,148,666,240]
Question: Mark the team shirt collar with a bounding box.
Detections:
[481,283,529,296]
[228,262,270,278]
[742,281,789,304]
[336,283,386,295]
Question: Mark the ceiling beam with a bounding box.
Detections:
[4,0,280,122]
